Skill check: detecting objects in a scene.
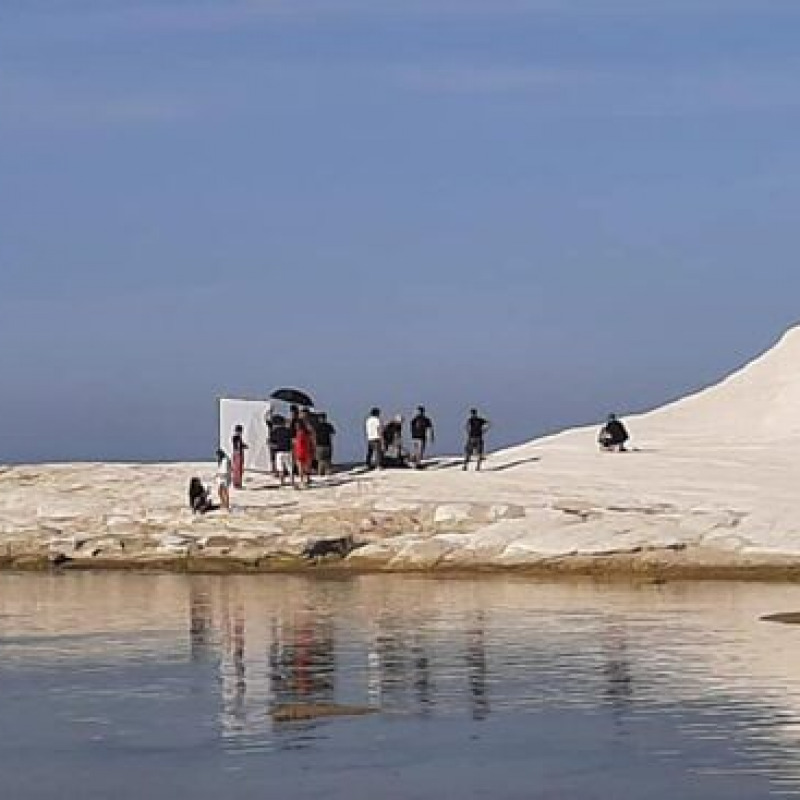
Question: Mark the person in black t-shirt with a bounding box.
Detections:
[410,406,434,468]
[598,413,629,452]
[270,417,294,487]
[189,477,218,514]
[288,405,301,441]
[314,412,336,476]
[265,403,277,476]
[463,409,490,471]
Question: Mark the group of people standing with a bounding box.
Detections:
[265,405,336,488]
[198,403,491,513]
[365,406,490,471]
[189,401,632,514]
[198,406,337,510]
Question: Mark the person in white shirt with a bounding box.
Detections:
[365,407,383,470]
[215,448,232,510]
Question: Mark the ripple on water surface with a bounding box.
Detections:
[0,573,800,798]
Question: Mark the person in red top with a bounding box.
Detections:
[231,424,248,489]
[293,420,314,488]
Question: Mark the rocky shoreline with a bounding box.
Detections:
[2,448,800,581]
[6,549,800,583]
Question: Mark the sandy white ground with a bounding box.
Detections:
[3,327,800,573]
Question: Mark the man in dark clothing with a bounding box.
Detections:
[410,406,434,468]
[288,405,301,442]
[270,417,294,487]
[598,414,629,452]
[265,404,277,476]
[314,412,336,476]
[463,409,490,471]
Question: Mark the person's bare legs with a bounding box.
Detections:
[219,485,230,511]
[296,460,310,488]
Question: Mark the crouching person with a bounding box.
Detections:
[189,477,218,514]
[598,413,629,452]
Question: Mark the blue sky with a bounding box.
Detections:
[2,0,800,462]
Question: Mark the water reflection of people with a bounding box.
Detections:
[411,636,434,715]
[602,624,633,717]
[189,584,214,663]
[466,613,490,720]
[269,615,336,708]
[367,614,439,713]
[377,631,405,707]
[220,603,247,730]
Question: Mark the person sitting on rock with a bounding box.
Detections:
[189,477,218,514]
[598,414,629,452]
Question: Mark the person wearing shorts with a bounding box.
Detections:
[365,408,383,470]
[215,448,232,510]
[314,412,336,476]
[463,409,490,471]
[270,417,294,487]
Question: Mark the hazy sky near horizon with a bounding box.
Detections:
[2,0,800,462]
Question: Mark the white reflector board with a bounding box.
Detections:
[218,398,272,472]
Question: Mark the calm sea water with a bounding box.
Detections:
[1,572,800,799]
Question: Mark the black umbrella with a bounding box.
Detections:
[270,387,315,408]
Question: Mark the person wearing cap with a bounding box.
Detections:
[410,406,434,468]
[598,413,629,452]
